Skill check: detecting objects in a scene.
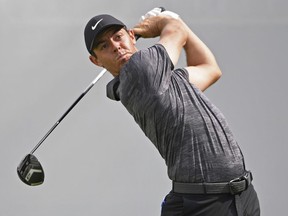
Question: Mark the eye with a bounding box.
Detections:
[100,43,108,50]
[115,33,123,40]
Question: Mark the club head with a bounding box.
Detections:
[17,154,44,186]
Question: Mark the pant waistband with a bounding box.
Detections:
[172,171,253,195]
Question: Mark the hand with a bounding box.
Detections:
[134,8,180,38]
[133,16,165,39]
[139,7,179,22]
[161,11,180,19]
[139,7,163,22]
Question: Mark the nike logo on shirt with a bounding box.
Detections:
[92,19,103,30]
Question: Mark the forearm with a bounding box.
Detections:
[133,16,188,65]
[133,14,221,90]
[154,17,219,71]
[158,17,188,65]
[148,16,218,67]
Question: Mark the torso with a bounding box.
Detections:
[107,44,245,183]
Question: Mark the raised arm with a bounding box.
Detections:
[133,15,222,91]
[133,16,186,66]
[182,22,222,91]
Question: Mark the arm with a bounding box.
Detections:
[133,16,186,66]
[183,24,222,91]
[133,15,222,91]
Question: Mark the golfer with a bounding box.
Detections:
[84,8,260,216]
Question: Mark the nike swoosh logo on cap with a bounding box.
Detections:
[92,18,103,30]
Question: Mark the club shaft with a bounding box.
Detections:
[30,69,107,154]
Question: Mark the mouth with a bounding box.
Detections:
[116,53,131,62]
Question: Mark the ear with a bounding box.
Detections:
[89,55,103,67]
[128,29,136,45]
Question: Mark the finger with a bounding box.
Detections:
[132,27,144,38]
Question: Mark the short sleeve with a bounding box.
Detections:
[119,44,174,95]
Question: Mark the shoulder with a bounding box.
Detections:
[119,44,175,95]
[121,44,175,82]
[124,44,174,71]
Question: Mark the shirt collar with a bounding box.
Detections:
[106,76,120,101]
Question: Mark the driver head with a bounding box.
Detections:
[17,154,44,186]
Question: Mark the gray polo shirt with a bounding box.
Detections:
[107,44,245,183]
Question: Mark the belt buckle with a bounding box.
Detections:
[228,176,242,195]
[242,171,253,189]
[228,171,252,195]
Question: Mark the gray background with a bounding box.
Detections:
[1,0,287,215]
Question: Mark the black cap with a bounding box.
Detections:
[84,14,126,55]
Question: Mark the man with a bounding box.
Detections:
[84,8,260,216]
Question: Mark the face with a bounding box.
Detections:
[89,27,138,76]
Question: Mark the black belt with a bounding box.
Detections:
[173,171,253,195]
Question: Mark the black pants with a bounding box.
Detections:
[161,184,260,216]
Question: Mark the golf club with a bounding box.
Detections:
[17,69,106,186]
[17,7,165,186]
